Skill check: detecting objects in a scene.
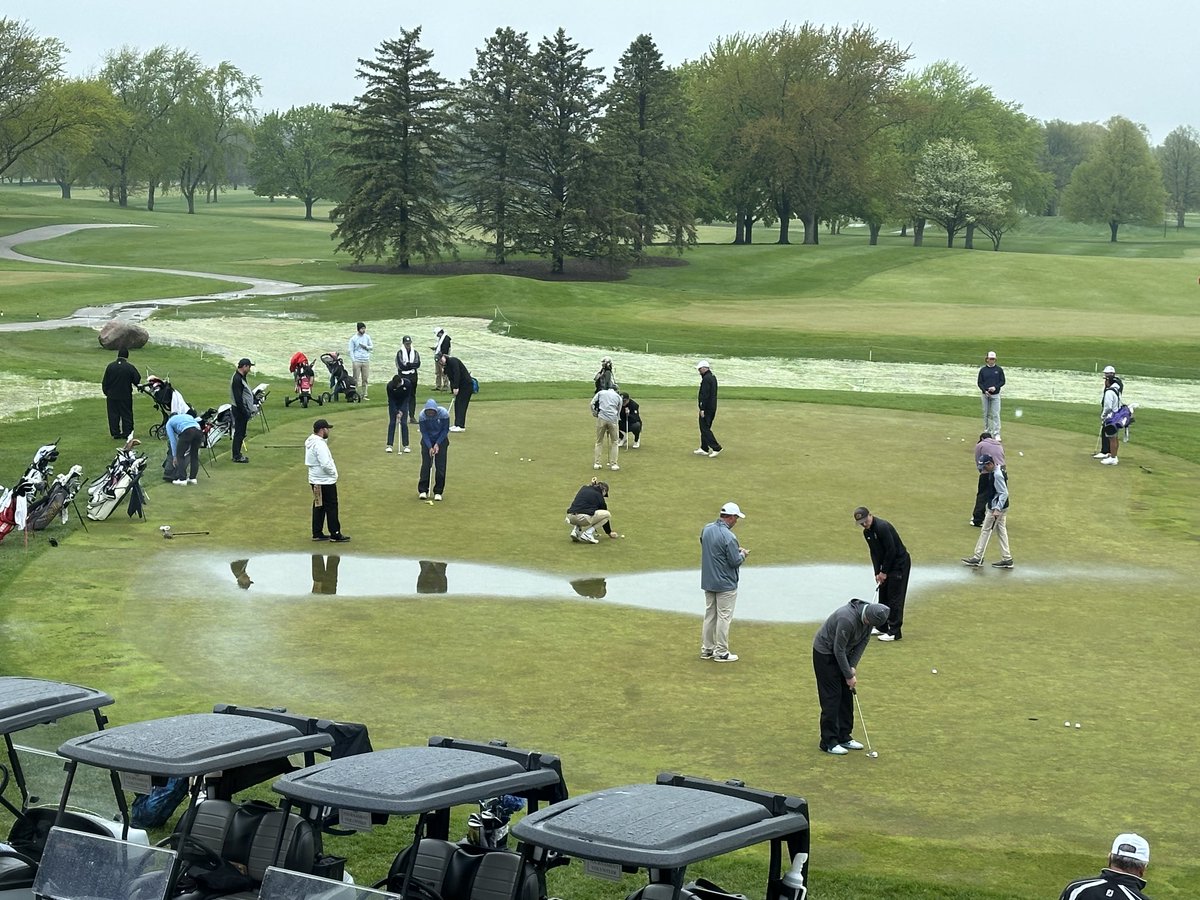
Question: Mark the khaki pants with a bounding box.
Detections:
[974,509,1011,560]
[352,361,369,398]
[702,589,738,656]
[594,420,619,467]
[567,510,611,532]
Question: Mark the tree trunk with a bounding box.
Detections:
[913,217,925,246]
[776,194,791,244]
[946,227,956,248]
[58,181,71,199]
[1109,221,1119,242]
[744,218,754,244]
[118,180,128,208]
[900,222,908,237]
[868,223,881,245]
[304,198,315,221]
[147,183,156,212]
[965,223,976,249]
[1177,210,1186,228]
[733,210,745,245]
[185,188,196,214]
[799,210,819,245]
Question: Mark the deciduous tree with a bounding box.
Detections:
[1039,120,1104,216]
[1156,125,1200,228]
[250,105,345,219]
[904,138,1010,247]
[1061,116,1165,242]
[331,27,456,269]
[175,62,260,214]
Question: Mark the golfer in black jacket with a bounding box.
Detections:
[1059,833,1152,900]
[102,350,140,438]
[852,507,911,642]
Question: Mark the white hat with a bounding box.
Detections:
[1111,833,1149,864]
[696,360,711,370]
[986,350,996,359]
[434,327,443,335]
[1103,365,1116,375]
[719,502,745,518]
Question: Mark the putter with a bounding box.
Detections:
[852,689,879,758]
[159,525,210,540]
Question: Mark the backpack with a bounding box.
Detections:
[471,377,480,394]
[130,777,189,828]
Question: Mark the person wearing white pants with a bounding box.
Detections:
[977,350,1005,439]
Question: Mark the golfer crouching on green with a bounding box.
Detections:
[812,599,890,755]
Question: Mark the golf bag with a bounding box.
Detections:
[138,375,190,439]
[197,404,233,452]
[464,795,526,850]
[0,443,62,543]
[286,352,323,408]
[25,465,84,531]
[1103,403,1136,441]
[87,446,149,521]
[320,352,360,403]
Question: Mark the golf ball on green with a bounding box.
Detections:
[1015,408,1024,418]
[1064,721,1071,727]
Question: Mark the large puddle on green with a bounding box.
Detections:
[197,554,1021,624]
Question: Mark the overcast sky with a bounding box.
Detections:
[8,0,1195,144]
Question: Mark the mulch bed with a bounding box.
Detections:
[346,255,688,282]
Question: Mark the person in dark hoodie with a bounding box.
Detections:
[812,599,892,755]
[694,359,721,457]
[440,352,473,431]
[853,506,911,642]
[417,398,451,501]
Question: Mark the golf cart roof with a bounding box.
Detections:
[58,712,333,777]
[0,677,112,736]
[273,737,567,815]
[511,773,809,869]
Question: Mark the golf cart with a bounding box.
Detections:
[270,737,569,900]
[32,703,370,900]
[511,773,811,900]
[0,676,146,900]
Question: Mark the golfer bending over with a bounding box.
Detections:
[812,599,890,755]
[566,478,617,544]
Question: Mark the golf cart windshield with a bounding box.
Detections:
[10,714,127,822]
[31,828,175,900]
[260,867,400,900]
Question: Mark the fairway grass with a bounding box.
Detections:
[1,188,1199,900]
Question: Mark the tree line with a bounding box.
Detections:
[3,17,1199,271]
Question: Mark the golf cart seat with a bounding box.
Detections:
[386,839,540,900]
[0,843,36,889]
[6,805,115,861]
[176,805,316,900]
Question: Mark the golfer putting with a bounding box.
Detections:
[812,598,890,755]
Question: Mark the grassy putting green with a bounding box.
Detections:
[1,188,1199,899]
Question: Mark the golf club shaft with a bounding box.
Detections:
[853,690,874,753]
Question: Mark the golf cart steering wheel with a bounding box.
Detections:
[373,877,444,900]
[157,833,224,871]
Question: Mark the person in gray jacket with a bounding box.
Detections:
[591,385,622,470]
[700,502,749,662]
[812,599,891,755]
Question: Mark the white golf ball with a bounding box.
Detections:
[931,668,938,674]
[867,751,879,758]
[1018,451,1024,456]
[1075,723,1081,729]
[1015,408,1024,418]
[1064,721,1071,727]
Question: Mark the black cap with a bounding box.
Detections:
[403,335,412,343]
[313,418,333,432]
[238,357,253,367]
[979,454,994,465]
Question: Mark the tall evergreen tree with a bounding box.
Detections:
[597,34,700,255]
[331,28,456,269]
[453,27,534,264]
[519,29,604,274]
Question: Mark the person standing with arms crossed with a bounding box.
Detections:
[348,322,373,400]
[852,507,911,642]
[694,360,722,458]
[395,335,421,423]
[102,349,140,439]
[700,502,749,662]
[306,418,350,543]
[977,350,1005,440]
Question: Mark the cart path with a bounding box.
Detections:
[0,223,362,332]
[0,225,1196,416]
